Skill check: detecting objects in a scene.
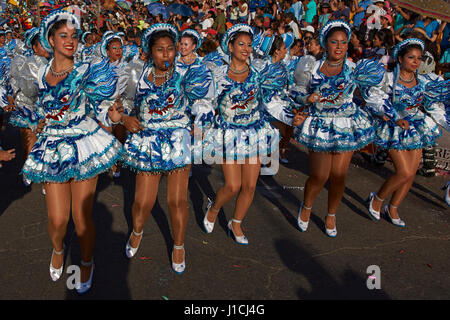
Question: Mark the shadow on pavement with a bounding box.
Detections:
[275,238,391,299]
[0,122,31,216]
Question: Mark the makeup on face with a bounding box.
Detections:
[151,37,176,71]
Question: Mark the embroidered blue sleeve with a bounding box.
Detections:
[365,73,400,122]
[83,59,120,126]
[422,74,450,131]
[182,64,216,128]
[354,58,385,100]
[258,62,294,125]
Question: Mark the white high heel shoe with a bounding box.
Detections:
[227,219,248,245]
[443,182,450,206]
[76,259,95,294]
[125,229,143,258]
[49,247,64,282]
[325,214,337,238]
[202,198,217,234]
[384,204,406,227]
[297,202,311,232]
[365,192,383,221]
[172,244,186,274]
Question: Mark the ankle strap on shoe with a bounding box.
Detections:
[374,193,384,202]
[53,248,64,255]
[327,213,336,217]
[81,259,93,267]
[232,219,242,224]
[132,229,144,236]
[303,203,312,210]
[389,204,398,209]
[173,244,184,250]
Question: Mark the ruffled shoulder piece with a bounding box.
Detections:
[13,55,47,98]
[208,63,228,85]
[83,57,119,104]
[182,63,215,101]
[202,50,230,69]
[122,59,145,98]
[259,61,288,92]
[293,55,317,88]
[353,58,385,87]
[420,74,450,107]
[251,57,270,73]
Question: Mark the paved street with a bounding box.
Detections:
[0,120,449,300]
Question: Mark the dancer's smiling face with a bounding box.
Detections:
[229,33,252,63]
[49,23,78,58]
[399,47,422,73]
[180,36,196,57]
[325,30,348,62]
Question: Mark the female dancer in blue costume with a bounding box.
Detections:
[254,34,292,164]
[365,38,450,227]
[100,33,128,179]
[121,24,215,274]
[21,11,123,294]
[80,31,97,62]
[202,24,294,245]
[177,29,203,69]
[5,29,24,57]
[7,28,50,186]
[290,20,385,237]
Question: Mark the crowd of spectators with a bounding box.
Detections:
[0,0,448,77]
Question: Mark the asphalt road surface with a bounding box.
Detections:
[0,118,449,300]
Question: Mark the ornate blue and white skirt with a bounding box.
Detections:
[122,127,192,173]
[202,120,280,161]
[22,119,123,183]
[294,109,375,152]
[373,116,442,150]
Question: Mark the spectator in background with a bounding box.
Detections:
[258,0,269,10]
[352,0,373,29]
[238,0,249,23]
[290,39,305,57]
[230,2,239,24]
[331,0,350,22]
[415,16,440,42]
[304,0,317,26]
[249,0,258,23]
[213,5,227,39]
[201,10,215,37]
[393,6,415,32]
[301,25,315,45]
[286,12,300,39]
[318,1,331,29]
[349,27,364,61]
[291,0,304,22]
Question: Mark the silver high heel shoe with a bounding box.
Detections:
[365,192,383,221]
[76,259,95,294]
[49,247,64,282]
[384,204,405,227]
[202,198,217,234]
[172,244,186,274]
[227,219,248,245]
[325,214,337,238]
[297,202,311,232]
[125,229,143,258]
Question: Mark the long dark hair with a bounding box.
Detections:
[269,35,284,57]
